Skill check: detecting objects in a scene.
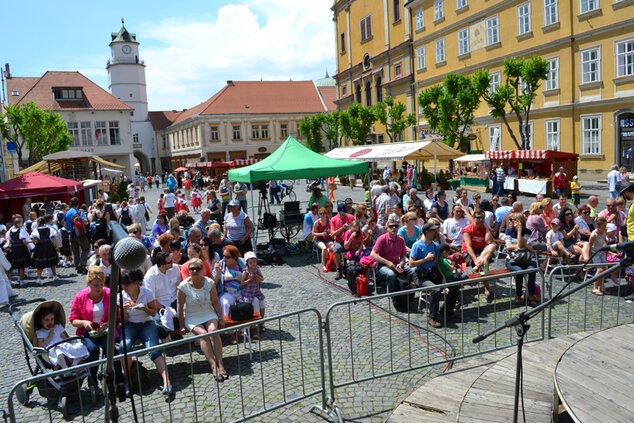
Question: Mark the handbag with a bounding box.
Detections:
[509,248,533,266]
[229,302,254,321]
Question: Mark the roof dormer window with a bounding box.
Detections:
[53,87,83,100]
[11,91,19,96]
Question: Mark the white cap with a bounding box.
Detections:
[606,223,617,232]
[573,176,578,180]
[244,251,257,260]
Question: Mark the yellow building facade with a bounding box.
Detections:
[333,0,634,176]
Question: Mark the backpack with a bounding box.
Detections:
[71,211,86,236]
[260,212,277,229]
[346,261,365,295]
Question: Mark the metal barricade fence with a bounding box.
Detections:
[546,262,634,338]
[7,308,332,423]
[316,268,545,420]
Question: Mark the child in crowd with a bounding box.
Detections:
[588,217,608,296]
[190,188,202,213]
[241,251,265,337]
[570,176,581,207]
[439,244,468,281]
[35,306,89,369]
[344,220,365,261]
[546,218,575,260]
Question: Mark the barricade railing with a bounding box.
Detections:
[546,262,634,338]
[316,268,545,420]
[6,308,331,423]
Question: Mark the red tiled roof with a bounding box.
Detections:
[5,71,133,111]
[170,81,329,126]
[317,86,337,112]
[149,110,184,130]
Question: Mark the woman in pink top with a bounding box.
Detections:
[69,266,123,386]
[540,197,556,229]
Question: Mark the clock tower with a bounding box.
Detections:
[107,19,156,173]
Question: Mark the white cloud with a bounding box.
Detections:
[138,0,335,110]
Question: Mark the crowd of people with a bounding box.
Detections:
[303,179,634,328]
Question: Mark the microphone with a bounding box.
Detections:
[109,221,148,270]
[600,241,634,253]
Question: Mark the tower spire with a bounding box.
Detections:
[121,18,124,26]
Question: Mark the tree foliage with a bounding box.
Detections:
[417,73,486,152]
[322,111,344,150]
[474,56,550,150]
[340,103,376,146]
[0,101,73,166]
[372,97,416,143]
[299,115,324,152]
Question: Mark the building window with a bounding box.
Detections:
[95,121,107,145]
[616,38,634,77]
[416,46,426,70]
[517,2,531,35]
[252,125,261,139]
[394,63,402,78]
[489,71,501,94]
[434,0,444,20]
[108,121,120,145]
[54,88,83,100]
[579,0,598,14]
[132,133,139,145]
[80,122,92,146]
[393,0,401,22]
[233,125,241,140]
[340,32,346,54]
[488,125,501,150]
[435,38,445,63]
[261,124,269,138]
[364,81,372,106]
[544,0,558,26]
[341,85,347,96]
[67,122,79,147]
[458,29,469,55]
[457,0,467,9]
[581,115,601,154]
[355,84,362,103]
[162,136,167,150]
[415,9,424,30]
[545,57,559,90]
[376,77,383,102]
[210,126,219,141]
[546,119,560,150]
[360,15,372,43]
[280,123,288,139]
[581,47,600,83]
[487,15,499,45]
[526,121,534,149]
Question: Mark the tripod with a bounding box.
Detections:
[473,253,633,423]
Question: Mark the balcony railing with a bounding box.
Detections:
[106,56,145,66]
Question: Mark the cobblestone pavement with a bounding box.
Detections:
[1,181,632,422]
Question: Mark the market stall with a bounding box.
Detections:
[485,150,579,195]
[454,153,490,192]
[186,159,261,182]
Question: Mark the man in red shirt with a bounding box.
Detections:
[330,203,356,279]
[461,210,496,299]
[552,167,569,198]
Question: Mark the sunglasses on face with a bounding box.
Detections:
[565,213,572,216]
[581,211,590,214]
[387,224,399,228]
[189,267,202,272]
[223,255,233,259]
[164,261,172,265]
[607,204,615,207]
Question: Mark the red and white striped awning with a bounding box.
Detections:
[232,158,260,166]
[485,150,579,160]
[185,159,261,169]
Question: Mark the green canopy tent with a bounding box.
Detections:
[228,136,369,251]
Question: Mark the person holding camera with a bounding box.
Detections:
[330,203,355,280]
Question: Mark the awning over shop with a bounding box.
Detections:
[15,161,62,176]
[455,154,488,162]
[90,156,127,170]
[324,140,463,161]
[186,159,262,169]
[485,150,579,160]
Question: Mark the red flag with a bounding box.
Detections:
[95,125,98,141]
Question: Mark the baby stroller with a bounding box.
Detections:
[9,299,97,419]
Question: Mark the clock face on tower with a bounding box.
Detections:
[122,45,132,54]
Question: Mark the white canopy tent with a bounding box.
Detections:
[454,154,488,162]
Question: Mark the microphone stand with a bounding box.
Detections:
[473,253,633,423]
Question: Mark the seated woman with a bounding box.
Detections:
[559,207,585,259]
[406,204,425,228]
[178,258,228,381]
[540,198,557,229]
[354,204,369,227]
[213,245,246,344]
[398,212,422,252]
[501,213,538,307]
[180,243,212,279]
[176,210,195,229]
[151,213,168,244]
[312,207,333,270]
[343,220,365,261]
[118,269,173,397]
[69,266,123,388]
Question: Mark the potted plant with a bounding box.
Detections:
[437,170,450,190]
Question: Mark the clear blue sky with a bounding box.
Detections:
[2,0,335,110]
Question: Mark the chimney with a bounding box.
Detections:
[4,63,10,79]
[227,80,234,86]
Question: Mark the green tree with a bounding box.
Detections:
[372,97,416,143]
[417,73,487,152]
[0,101,73,166]
[322,111,344,150]
[474,56,550,150]
[299,115,324,152]
[340,103,376,146]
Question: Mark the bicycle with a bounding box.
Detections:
[279,181,297,202]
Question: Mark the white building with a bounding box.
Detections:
[107,22,156,174]
[5,69,135,178]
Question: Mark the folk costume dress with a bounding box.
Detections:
[191,189,202,208]
[31,225,59,269]
[9,226,31,269]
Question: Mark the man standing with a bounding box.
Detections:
[607,164,620,199]
[375,186,391,227]
[22,198,32,220]
[552,166,569,198]
[143,251,182,338]
[65,197,90,274]
[371,215,415,311]
[233,181,249,213]
[330,203,355,279]
[495,166,506,196]
[493,197,513,237]
[462,210,496,299]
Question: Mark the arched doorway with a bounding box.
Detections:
[616,109,634,172]
[133,151,150,175]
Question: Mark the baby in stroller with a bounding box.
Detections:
[35,304,89,369]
